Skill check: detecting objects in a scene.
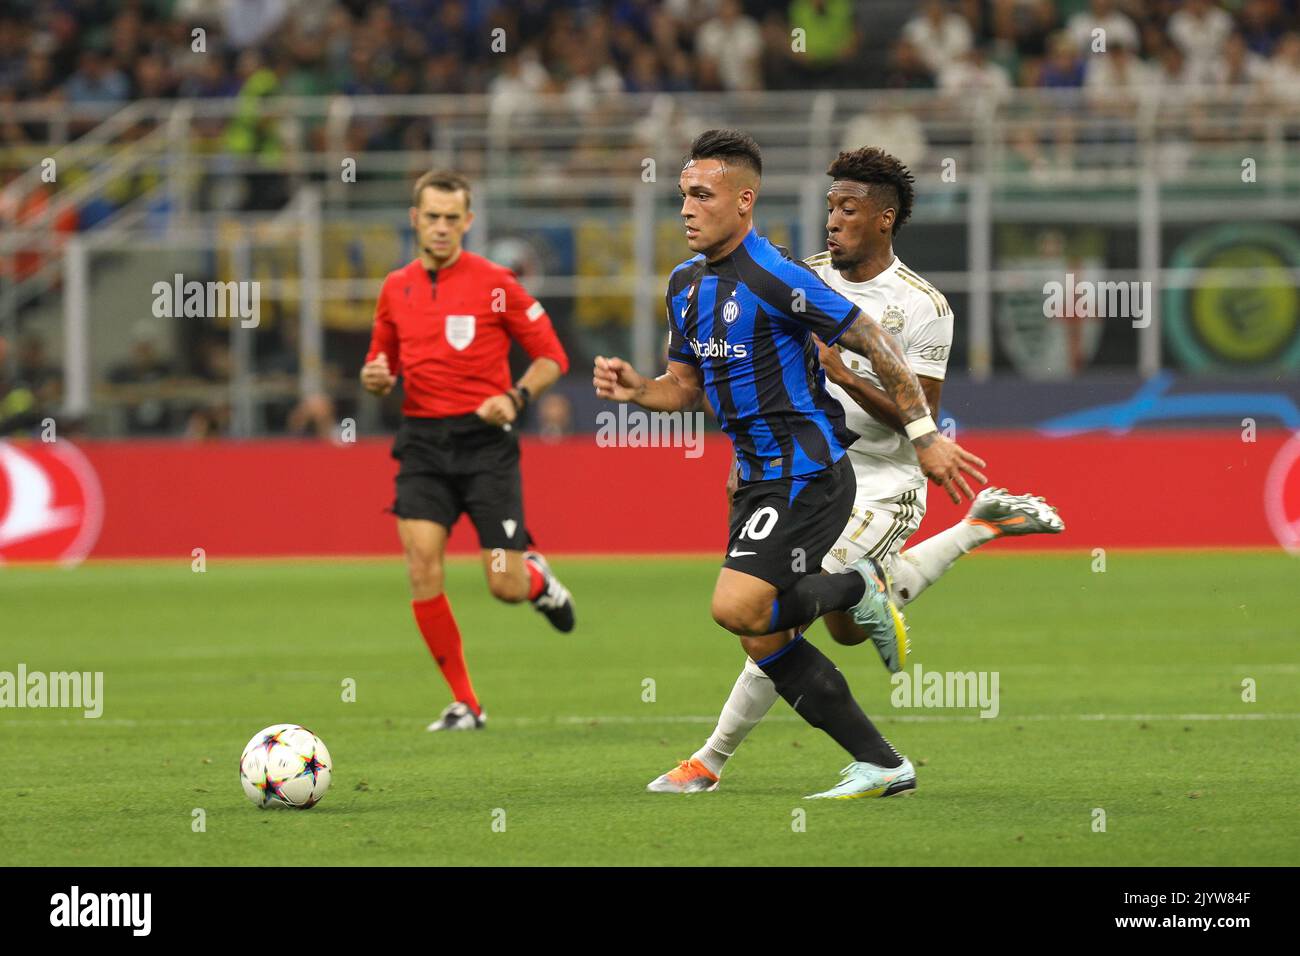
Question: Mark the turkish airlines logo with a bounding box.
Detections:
[0,441,103,565]
[1264,433,1300,554]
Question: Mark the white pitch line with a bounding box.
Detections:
[3,712,1299,729]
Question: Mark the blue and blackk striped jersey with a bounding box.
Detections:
[666,230,862,482]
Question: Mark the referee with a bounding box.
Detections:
[361,170,574,733]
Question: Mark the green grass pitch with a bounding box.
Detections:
[1,552,1296,866]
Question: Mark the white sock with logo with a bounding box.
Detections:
[693,656,779,776]
[889,520,997,607]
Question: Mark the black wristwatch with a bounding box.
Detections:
[508,385,531,412]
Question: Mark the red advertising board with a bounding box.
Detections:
[1,432,1297,562]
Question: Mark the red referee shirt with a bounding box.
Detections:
[365,252,569,419]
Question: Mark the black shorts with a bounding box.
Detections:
[390,414,532,551]
[724,455,855,591]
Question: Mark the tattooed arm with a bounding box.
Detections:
[834,315,932,424]
[832,314,987,502]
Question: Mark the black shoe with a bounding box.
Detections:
[525,551,575,632]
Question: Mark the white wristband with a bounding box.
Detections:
[905,415,938,442]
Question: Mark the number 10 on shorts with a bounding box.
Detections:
[740,507,778,542]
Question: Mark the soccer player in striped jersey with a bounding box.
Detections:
[594,130,988,799]
[647,147,1064,795]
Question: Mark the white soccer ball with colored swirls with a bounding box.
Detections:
[239,723,332,809]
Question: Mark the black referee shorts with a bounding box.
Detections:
[390,414,532,551]
[723,455,855,592]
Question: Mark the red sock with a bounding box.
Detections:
[411,595,480,715]
[525,560,546,601]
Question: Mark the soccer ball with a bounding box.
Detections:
[239,723,332,809]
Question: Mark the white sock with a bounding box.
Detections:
[692,657,779,776]
[889,520,996,607]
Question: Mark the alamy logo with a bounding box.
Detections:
[49,886,151,936]
[1042,273,1151,329]
[0,664,103,718]
[890,664,999,718]
[595,404,704,459]
[151,274,260,328]
[689,337,747,359]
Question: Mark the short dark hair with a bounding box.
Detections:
[687,128,762,178]
[412,169,472,209]
[826,147,915,235]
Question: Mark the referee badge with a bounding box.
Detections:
[445,314,476,350]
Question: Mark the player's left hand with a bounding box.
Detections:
[476,393,518,427]
[914,434,987,504]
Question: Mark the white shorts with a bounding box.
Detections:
[820,483,927,574]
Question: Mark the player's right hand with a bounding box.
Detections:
[592,355,644,402]
[914,434,987,504]
[361,352,396,397]
[813,335,853,386]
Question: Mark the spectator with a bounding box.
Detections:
[1239,0,1285,57]
[0,335,40,436]
[1168,0,1236,84]
[884,38,937,90]
[939,47,1012,96]
[19,50,59,100]
[903,0,975,78]
[1066,0,1141,56]
[221,0,294,52]
[17,333,62,411]
[697,0,765,92]
[108,324,176,435]
[1084,40,1155,113]
[488,49,551,121]
[560,42,624,116]
[786,0,860,85]
[536,392,573,443]
[64,48,130,105]
[990,0,1057,62]
[1152,45,1195,107]
[839,105,928,170]
[1263,31,1300,100]
[1210,32,1270,90]
[1039,31,1086,88]
[131,53,177,101]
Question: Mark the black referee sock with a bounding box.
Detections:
[767,571,866,633]
[757,636,902,768]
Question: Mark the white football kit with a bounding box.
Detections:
[804,251,954,573]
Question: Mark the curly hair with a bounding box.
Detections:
[826,147,915,235]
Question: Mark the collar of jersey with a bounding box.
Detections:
[832,254,900,292]
[421,250,467,280]
[704,228,762,271]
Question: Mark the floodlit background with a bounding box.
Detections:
[2,0,1298,444]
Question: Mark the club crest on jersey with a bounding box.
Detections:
[881,304,906,334]
[722,297,740,325]
[445,314,475,350]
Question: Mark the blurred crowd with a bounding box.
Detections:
[1,0,1297,115]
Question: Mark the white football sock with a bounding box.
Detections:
[693,656,779,776]
[889,520,996,607]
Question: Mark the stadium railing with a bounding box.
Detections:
[2,87,1297,436]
